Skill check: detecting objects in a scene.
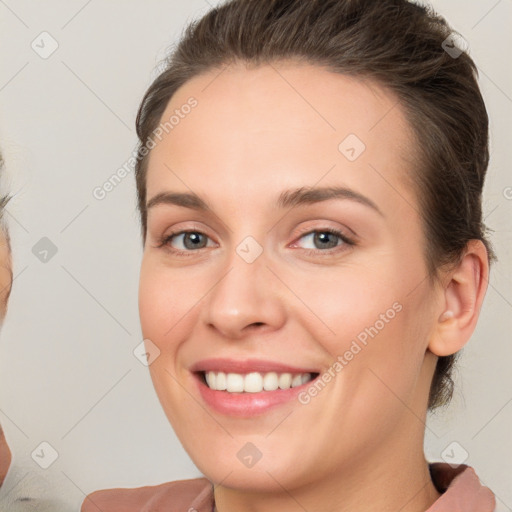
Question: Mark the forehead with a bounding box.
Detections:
[145,61,417,218]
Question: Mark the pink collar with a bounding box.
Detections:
[426,463,495,511]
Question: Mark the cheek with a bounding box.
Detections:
[290,265,403,347]
[0,256,11,320]
[138,261,195,423]
[296,262,429,400]
[138,258,201,341]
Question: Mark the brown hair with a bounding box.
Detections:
[134,0,496,410]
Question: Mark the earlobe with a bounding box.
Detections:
[428,240,489,357]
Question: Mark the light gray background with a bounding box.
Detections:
[0,1,510,511]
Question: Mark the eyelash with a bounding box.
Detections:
[155,226,356,258]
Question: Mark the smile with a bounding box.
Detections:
[190,359,321,417]
[202,370,317,393]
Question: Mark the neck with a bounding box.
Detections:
[213,423,441,512]
[215,463,440,512]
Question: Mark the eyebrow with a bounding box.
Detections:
[146,185,384,217]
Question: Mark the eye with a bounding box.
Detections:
[291,227,355,254]
[157,230,215,255]
[154,226,355,257]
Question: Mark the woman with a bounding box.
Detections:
[0,155,13,491]
[0,155,64,512]
[82,0,497,510]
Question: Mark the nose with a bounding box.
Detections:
[200,248,287,341]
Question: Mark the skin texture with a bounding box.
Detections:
[83,61,489,512]
[0,426,10,488]
[0,227,12,487]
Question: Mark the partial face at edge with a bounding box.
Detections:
[0,228,11,322]
[0,227,12,486]
[138,61,441,490]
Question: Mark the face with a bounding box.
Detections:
[0,227,12,486]
[0,228,11,322]
[139,61,442,491]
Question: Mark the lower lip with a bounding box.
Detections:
[194,373,317,417]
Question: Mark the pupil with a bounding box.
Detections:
[185,232,204,249]
[315,232,336,249]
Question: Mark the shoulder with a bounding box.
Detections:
[428,463,495,512]
[81,477,212,512]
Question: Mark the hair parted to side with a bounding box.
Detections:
[133,0,496,411]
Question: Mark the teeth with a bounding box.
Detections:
[278,373,292,389]
[203,371,314,392]
[244,372,263,393]
[263,372,279,391]
[205,371,215,389]
[301,373,311,384]
[291,374,303,387]
[215,371,227,391]
[226,373,244,392]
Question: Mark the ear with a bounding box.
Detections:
[428,240,489,357]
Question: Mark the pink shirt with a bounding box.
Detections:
[426,463,495,512]
[81,463,496,512]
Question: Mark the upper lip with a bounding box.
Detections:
[190,358,319,375]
